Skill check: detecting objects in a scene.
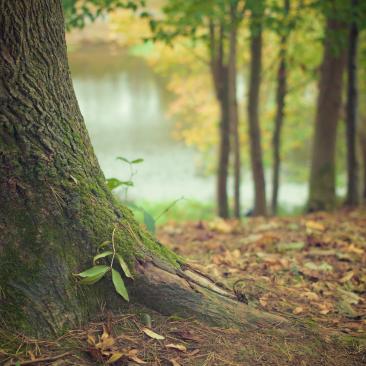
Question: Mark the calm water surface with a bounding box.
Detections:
[69,45,309,211]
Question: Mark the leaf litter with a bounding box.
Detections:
[1,209,366,365]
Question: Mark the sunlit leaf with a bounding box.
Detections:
[93,251,113,264]
[166,343,187,352]
[77,265,109,278]
[107,352,124,364]
[142,327,165,340]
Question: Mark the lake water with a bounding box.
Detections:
[69,44,310,212]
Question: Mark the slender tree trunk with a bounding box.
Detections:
[209,22,230,218]
[0,0,287,338]
[247,0,267,216]
[308,17,346,212]
[345,0,359,206]
[359,119,366,202]
[271,0,289,216]
[228,5,241,218]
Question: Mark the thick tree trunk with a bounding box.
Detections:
[247,1,267,216]
[271,0,289,216]
[308,17,346,212]
[345,0,359,206]
[0,0,285,338]
[228,5,241,218]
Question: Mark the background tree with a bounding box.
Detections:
[247,0,267,215]
[271,0,290,215]
[149,0,245,218]
[308,8,347,212]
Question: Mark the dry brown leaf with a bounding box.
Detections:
[129,355,147,364]
[293,306,304,315]
[166,343,187,352]
[302,291,319,301]
[142,327,165,340]
[340,271,354,283]
[170,359,182,366]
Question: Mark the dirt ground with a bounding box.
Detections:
[1,209,366,365]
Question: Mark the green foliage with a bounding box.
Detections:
[75,229,132,301]
[62,0,145,30]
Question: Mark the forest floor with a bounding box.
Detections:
[1,209,366,365]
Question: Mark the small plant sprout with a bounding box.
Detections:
[106,156,144,200]
[75,226,133,301]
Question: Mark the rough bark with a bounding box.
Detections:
[345,0,359,206]
[228,4,241,218]
[209,22,230,218]
[271,0,289,215]
[247,1,267,216]
[0,0,286,339]
[308,17,346,212]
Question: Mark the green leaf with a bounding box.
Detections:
[93,251,113,264]
[143,210,156,234]
[112,269,129,301]
[116,156,130,164]
[99,240,112,249]
[106,178,124,190]
[131,158,144,164]
[77,265,109,278]
[79,270,107,285]
[116,254,133,279]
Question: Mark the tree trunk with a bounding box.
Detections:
[271,0,289,216]
[345,0,359,206]
[359,119,366,202]
[308,17,346,212]
[0,0,286,338]
[209,22,230,218]
[228,4,241,218]
[247,0,267,216]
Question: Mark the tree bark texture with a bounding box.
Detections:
[308,17,346,212]
[271,0,289,215]
[345,0,359,206]
[247,1,267,216]
[0,0,286,338]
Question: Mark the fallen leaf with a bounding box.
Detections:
[166,343,187,352]
[293,306,304,315]
[170,359,181,366]
[107,352,124,364]
[340,271,354,283]
[306,221,325,232]
[142,327,165,340]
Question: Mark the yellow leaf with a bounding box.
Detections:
[142,327,165,340]
[101,325,109,341]
[305,220,325,232]
[87,334,96,345]
[106,352,124,364]
[166,343,187,352]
